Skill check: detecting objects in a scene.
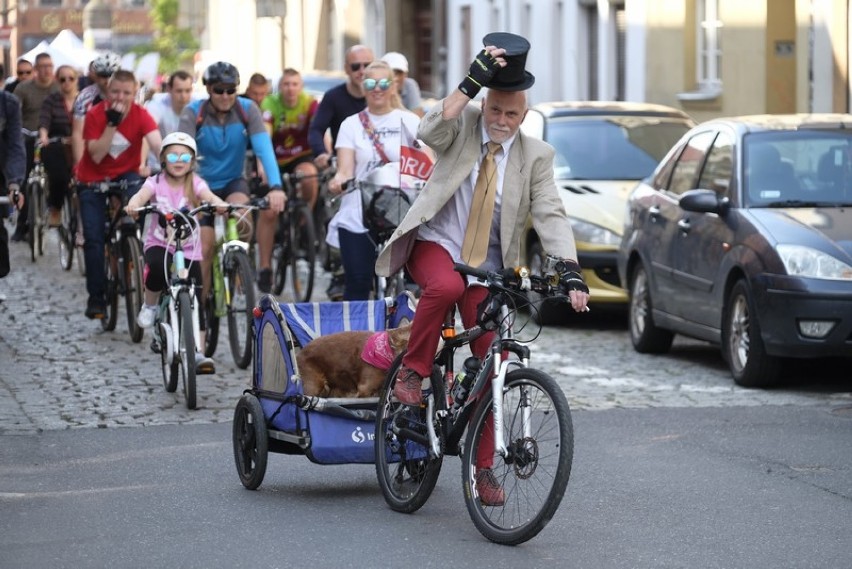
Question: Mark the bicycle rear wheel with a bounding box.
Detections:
[461,368,574,545]
[123,236,145,343]
[57,194,74,271]
[287,205,316,302]
[203,289,220,358]
[102,244,119,331]
[225,249,256,369]
[375,355,445,513]
[178,290,197,409]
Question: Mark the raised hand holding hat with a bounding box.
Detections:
[458,32,536,99]
[458,46,505,99]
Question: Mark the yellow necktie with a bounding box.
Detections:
[461,142,501,267]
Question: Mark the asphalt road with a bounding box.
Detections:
[1,225,851,568]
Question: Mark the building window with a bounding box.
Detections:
[40,0,62,6]
[697,0,722,93]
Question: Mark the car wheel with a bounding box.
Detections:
[722,279,781,388]
[527,241,572,326]
[628,263,674,353]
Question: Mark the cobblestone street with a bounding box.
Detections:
[2,225,850,435]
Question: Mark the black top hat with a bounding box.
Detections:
[482,32,535,91]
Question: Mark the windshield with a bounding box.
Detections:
[744,130,852,208]
[545,117,691,180]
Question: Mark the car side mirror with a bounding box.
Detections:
[679,188,730,216]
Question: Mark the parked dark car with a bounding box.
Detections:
[519,101,694,322]
[617,114,852,387]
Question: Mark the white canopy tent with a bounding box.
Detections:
[21,30,160,82]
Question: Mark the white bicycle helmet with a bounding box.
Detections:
[161,132,198,157]
[92,52,121,76]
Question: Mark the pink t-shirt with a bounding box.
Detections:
[360,331,394,370]
[141,173,210,260]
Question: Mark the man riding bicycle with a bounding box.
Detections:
[177,61,285,307]
[256,68,320,292]
[75,69,162,319]
[375,34,590,506]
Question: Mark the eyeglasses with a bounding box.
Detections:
[17,70,32,77]
[349,61,372,72]
[165,152,193,164]
[59,76,77,83]
[363,78,391,92]
[212,86,237,95]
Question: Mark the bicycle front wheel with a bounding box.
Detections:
[158,302,179,393]
[225,250,256,369]
[57,194,74,271]
[26,181,40,262]
[375,355,445,513]
[178,290,197,409]
[461,368,574,545]
[287,205,316,302]
[123,236,145,343]
[102,244,119,331]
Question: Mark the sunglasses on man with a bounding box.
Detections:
[212,85,237,95]
[349,61,372,72]
[363,78,391,91]
[17,69,32,77]
[166,152,193,164]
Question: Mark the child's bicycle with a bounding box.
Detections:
[204,200,266,369]
[375,261,578,545]
[134,203,214,410]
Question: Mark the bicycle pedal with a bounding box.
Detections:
[150,339,161,354]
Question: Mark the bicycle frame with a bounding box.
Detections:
[430,301,530,460]
[162,242,202,356]
[212,212,250,317]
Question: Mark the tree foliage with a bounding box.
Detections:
[131,0,198,73]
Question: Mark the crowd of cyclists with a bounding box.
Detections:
[1,45,428,373]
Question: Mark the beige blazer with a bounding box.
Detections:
[375,100,577,277]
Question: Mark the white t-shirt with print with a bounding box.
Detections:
[326,108,421,247]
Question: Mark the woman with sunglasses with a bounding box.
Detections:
[38,65,78,226]
[125,132,228,373]
[326,60,423,300]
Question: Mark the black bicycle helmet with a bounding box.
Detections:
[203,61,240,86]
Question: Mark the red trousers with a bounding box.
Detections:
[404,240,495,467]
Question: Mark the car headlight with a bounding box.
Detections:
[568,217,621,247]
[777,244,852,280]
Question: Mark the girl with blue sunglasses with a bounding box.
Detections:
[125,132,228,372]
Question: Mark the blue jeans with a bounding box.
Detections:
[338,228,376,300]
[77,173,143,303]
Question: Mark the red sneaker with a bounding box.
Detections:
[475,468,505,506]
[393,366,422,406]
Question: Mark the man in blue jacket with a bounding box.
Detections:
[178,61,285,305]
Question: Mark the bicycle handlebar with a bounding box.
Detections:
[454,262,586,300]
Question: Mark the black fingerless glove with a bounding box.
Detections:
[105,108,123,127]
[556,259,590,295]
[458,50,501,99]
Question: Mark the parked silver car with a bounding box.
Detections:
[617,114,852,387]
